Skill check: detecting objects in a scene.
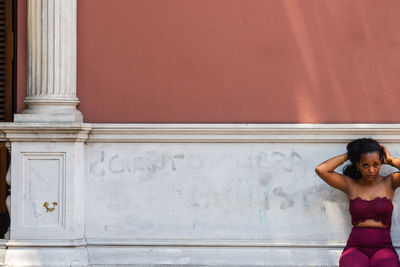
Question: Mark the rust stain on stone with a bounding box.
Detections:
[43,202,58,212]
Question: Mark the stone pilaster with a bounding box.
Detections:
[15,0,82,123]
[1,123,92,267]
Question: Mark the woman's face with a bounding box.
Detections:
[356,152,382,182]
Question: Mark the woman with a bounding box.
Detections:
[315,138,400,267]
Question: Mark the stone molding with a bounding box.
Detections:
[5,239,87,247]
[88,123,400,143]
[85,238,346,248]
[0,123,92,142]
[1,123,400,142]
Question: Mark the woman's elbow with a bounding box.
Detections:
[315,166,322,175]
[315,166,325,177]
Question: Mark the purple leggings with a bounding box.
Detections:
[339,227,400,267]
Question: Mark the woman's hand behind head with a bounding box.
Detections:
[381,145,394,165]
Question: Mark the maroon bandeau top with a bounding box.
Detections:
[349,197,393,228]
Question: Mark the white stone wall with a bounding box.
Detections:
[2,124,400,266]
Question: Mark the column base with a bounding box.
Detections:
[15,97,83,123]
[14,112,83,123]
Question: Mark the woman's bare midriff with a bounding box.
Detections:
[356,219,388,228]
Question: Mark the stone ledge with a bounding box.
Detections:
[88,123,400,143]
[0,123,92,142]
[2,123,400,143]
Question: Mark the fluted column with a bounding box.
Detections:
[15,0,82,123]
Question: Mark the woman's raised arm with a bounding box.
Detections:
[315,153,349,192]
[382,145,400,189]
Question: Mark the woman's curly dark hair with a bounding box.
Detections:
[343,138,384,180]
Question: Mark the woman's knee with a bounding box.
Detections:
[370,248,400,267]
[339,248,369,267]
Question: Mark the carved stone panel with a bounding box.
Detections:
[22,153,65,228]
[10,142,84,240]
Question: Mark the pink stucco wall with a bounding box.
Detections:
[18,0,400,123]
